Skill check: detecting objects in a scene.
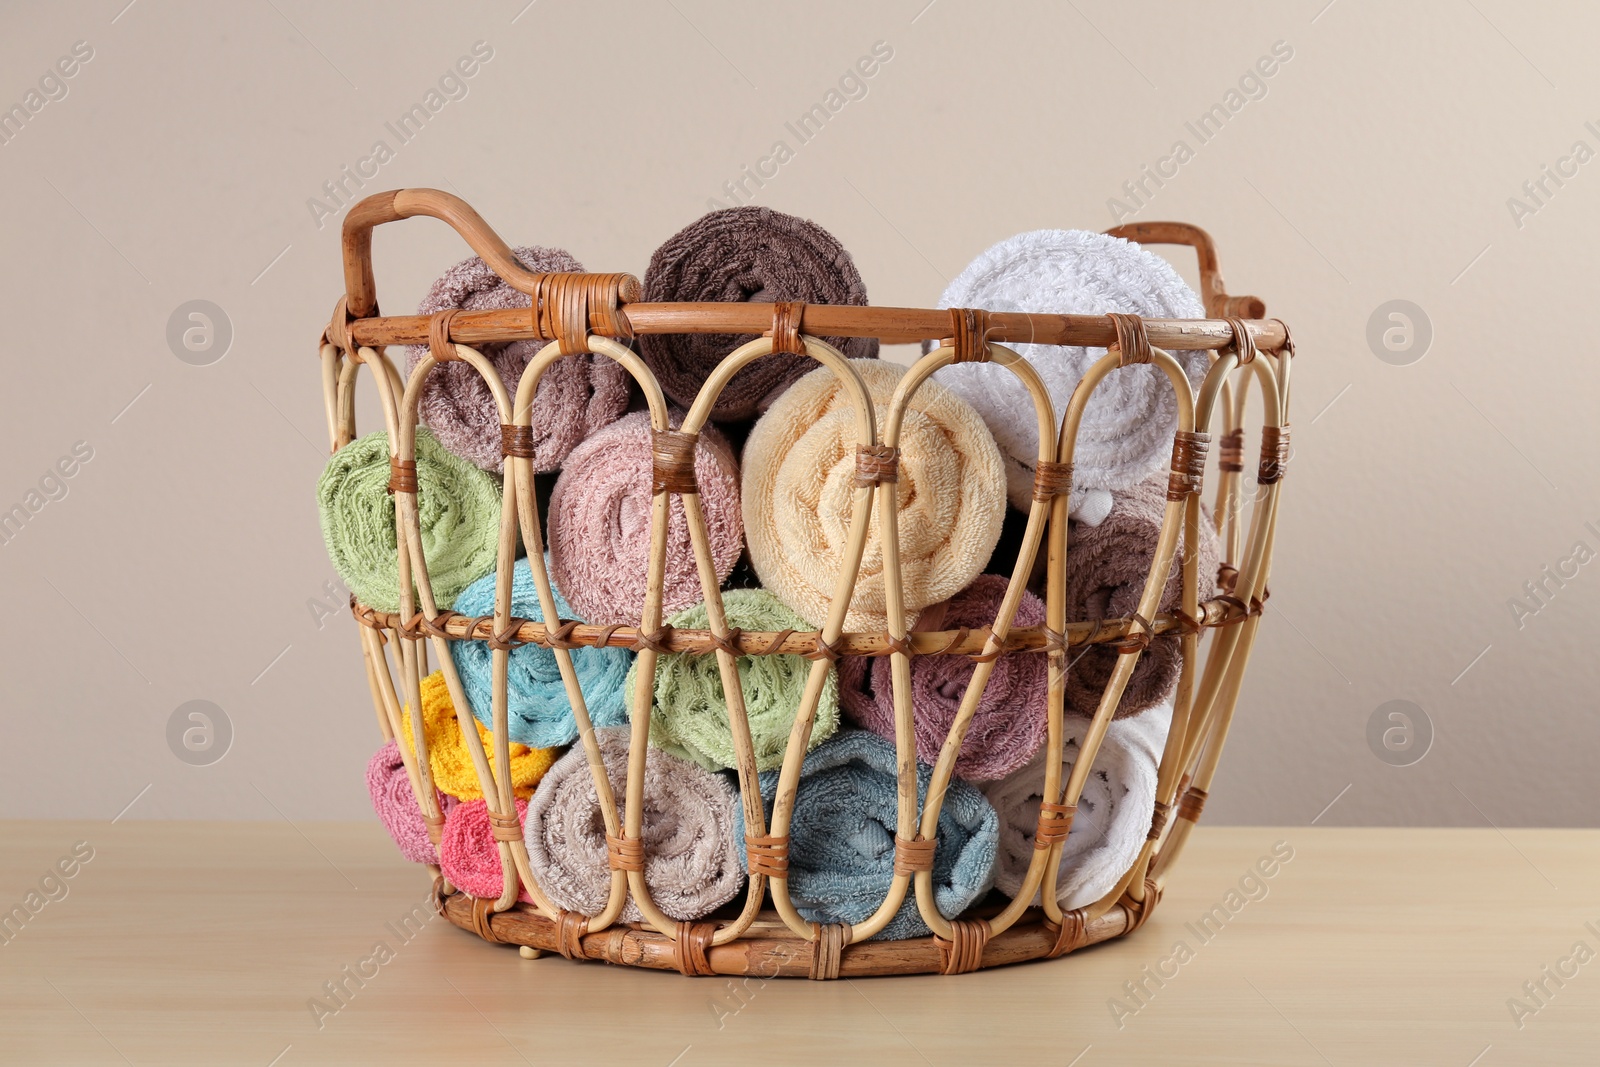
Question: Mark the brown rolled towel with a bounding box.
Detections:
[406,247,631,473]
[1062,473,1219,719]
[638,207,878,420]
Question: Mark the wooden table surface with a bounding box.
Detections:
[1,821,1594,1065]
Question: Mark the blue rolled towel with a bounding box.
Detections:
[450,559,633,748]
[736,729,999,940]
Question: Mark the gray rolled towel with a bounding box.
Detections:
[639,207,878,420]
[406,246,631,473]
[522,728,745,922]
[1062,472,1220,718]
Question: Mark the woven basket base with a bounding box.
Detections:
[437,889,1136,977]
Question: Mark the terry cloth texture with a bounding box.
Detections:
[317,427,501,614]
[742,359,1006,632]
[736,729,999,941]
[398,670,557,801]
[548,410,743,627]
[450,560,634,749]
[638,207,879,420]
[366,739,451,863]
[440,798,531,901]
[406,246,630,473]
[931,229,1209,501]
[625,588,839,772]
[1063,473,1219,719]
[837,574,1048,782]
[522,728,745,922]
[981,700,1171,911]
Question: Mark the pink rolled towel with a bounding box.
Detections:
[439,798,532,901]
[1063,473,1220,719]
[366,739,450,864]
[838,574,1048,782]
[548,410,743,626]
[407,247,630,473]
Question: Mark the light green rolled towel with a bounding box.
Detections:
[318,428,502,613]
[627,588,839,772]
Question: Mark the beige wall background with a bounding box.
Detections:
[1,0,1594,826]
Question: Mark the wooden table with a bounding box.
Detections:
[1,822,1593,1064]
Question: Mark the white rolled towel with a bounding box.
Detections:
[932,230,1210,511]
[980,700,1172,911]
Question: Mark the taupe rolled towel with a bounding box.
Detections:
[407,246,631,473]
[1063,472,1219,719]
[639,207,879,420]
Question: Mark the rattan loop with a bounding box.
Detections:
[1120,878,1164,934]
[1045,909,1088,958]
[673,922,718,977]
[802,633,843,663]
[488,809,524,843]
[770,300,805,355]
[1177,784,1210,823]
[947,307,993,364]
[633,626,675,654]
[1225,316,1257,365]
[1218,428,1245,473]
[470,895,503,942]
[501,423,535,459]
[1107,312,1152,366]
[555,910,588,960]
[651,429,700,495]
[1112,612,1154,654]
[746,834,790,879]
[428,308,461,362]
[327,295,360,356]
[1147,800,1172,841]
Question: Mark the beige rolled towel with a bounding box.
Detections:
[743,359,1006,632]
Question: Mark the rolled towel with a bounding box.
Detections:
[406,247,630,473]
[639,207,879,420]
[736,729,998,941]
[317,427,501,613]
[548,411,743,627]
[981,700,1171,911]
[837,574,1047,782]
[626,588,839,772]
[743,359,1006,632]
[1064,473,1219,719]
[366,739,454,863]
[450,560,634,749]
[440,798,532,901]
[523,728,744,922]
[932,229,1209,504]
[398,670,558,801]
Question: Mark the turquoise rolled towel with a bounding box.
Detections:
[318,427,501,613]
[736,729,998,940]
[450,560,633,749]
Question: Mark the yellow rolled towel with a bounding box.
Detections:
[399,671,558,801]
[743,359,1006,631]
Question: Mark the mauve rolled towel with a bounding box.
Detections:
[1061,472,1219,719]
[638,207,878,420]
[407,246,630,473]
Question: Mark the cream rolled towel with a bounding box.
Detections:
[932,230,1210,503]
[743,359,1006,632]
[522,728,745,922]
[981,700,1171,912]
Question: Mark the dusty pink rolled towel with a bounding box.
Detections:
[1063,473,1220,719]
[407,246,630,473]
[837,574,1048,782]
[547,410,742,626]
[639,207,879,420]
[439,798,532,901]
[366,739,445,864]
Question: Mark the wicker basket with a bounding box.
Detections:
[320,190,1292,979]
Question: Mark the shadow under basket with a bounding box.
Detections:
[323,190,1294,978]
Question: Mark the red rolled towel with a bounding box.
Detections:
[638,207,878,421]
[837,574,1048,782]
[365,739,454,864]
[547,410,742,626]
[406,246,630,472]
[439,798,532,901]
[1062,473,1220,718]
